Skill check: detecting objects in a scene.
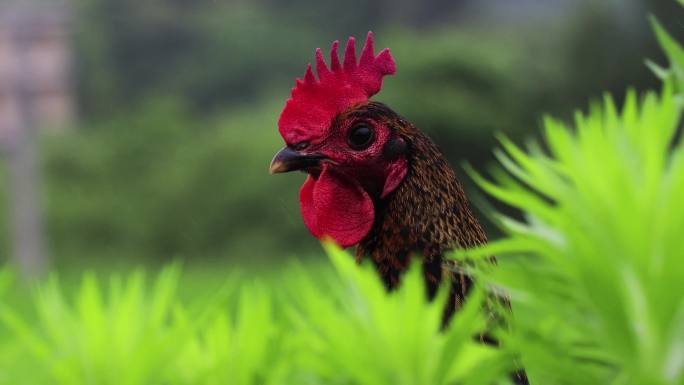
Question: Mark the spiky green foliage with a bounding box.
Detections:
[649,15,684,92]
[175,281,288,385]
[0,248,509,385]
[462,81,684,385]
[286,244,510,385]
[0,266,195,385]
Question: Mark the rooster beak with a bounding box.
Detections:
[269,146,326,174]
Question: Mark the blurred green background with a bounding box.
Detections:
[1,0,683,270]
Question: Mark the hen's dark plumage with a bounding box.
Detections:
[349,102,528,385]
[352,102,486,321]
[271,34,528,384]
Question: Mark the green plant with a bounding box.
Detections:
[1,266,192,384]
[0,247,511,385]
[648,9,684,92]
[285,244,511,385]
[447,6,684,384]
[175,282,288,385]
[462,79,684,384]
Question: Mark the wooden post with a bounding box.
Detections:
[6,52,46,277]
[0,2,71,278]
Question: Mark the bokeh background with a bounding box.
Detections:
[0,0,682,274]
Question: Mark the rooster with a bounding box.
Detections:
[270,32,527,384]
[269,31,489,317]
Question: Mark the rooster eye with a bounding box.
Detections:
[347,124,374,150]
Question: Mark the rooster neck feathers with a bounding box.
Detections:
[356,103,487,301]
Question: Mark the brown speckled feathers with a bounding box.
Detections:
[353,102,488,322]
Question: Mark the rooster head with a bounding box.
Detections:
[270,32,408,248]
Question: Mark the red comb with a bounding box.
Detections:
[278,32,396,145]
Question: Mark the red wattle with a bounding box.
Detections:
[299,168,374,248]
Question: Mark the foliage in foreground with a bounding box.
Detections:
[0,245,509,385]
[464,80,684,385]
[447,14,684,384]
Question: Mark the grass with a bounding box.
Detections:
[0,246,509,385]
[460,81,684,385]
[451,12,684,385]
